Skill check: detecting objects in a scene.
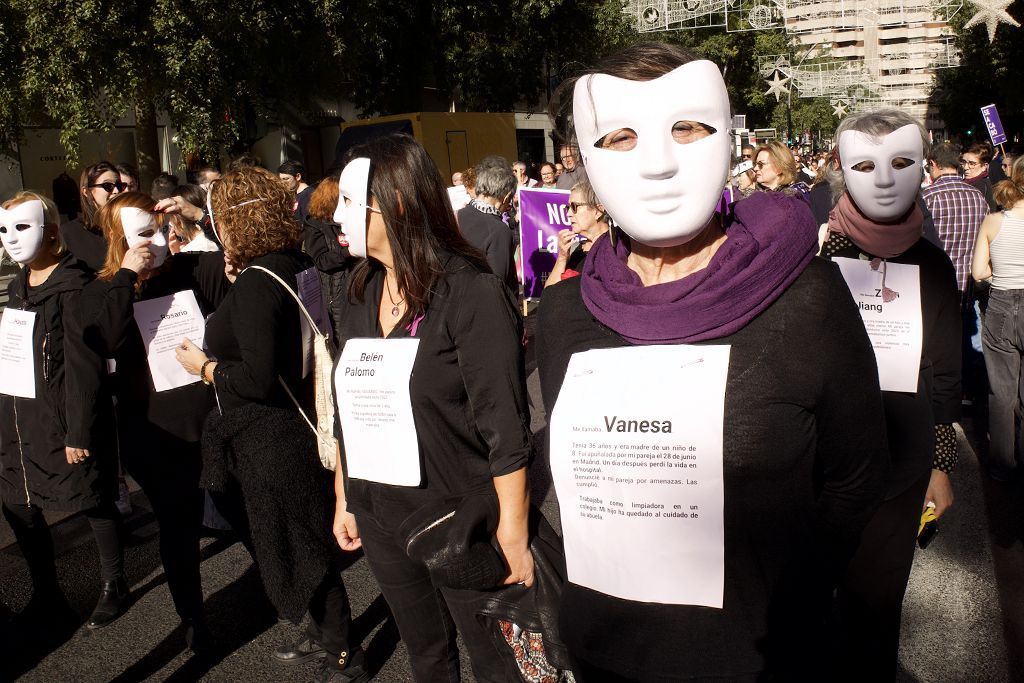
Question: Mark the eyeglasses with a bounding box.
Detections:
[754,161,769,169]
[742,153,753,159]
[568,202,591,213]
[89,181,127,193]
[961,159,981,168]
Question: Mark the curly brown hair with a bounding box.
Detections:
[209,167,302,264]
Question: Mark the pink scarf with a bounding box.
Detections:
[828,193,922,258]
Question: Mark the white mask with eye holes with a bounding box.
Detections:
[838,123,924,223]
[573,60,733,248]
[0,200,46,264]
[120,207,169,268]
[334,158,372,258]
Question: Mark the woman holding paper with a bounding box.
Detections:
[545,180,610,286]
[0,191,125,630]
[330,134,537,681]
[172,166,368,683]
[81,191,229,652]
[819,109,961,679]
[536,43,889,680]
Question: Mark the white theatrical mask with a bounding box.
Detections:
[0,200,46,264]
[334,158,372,258]
[572,60,732,248]
[838,123,924,223]
[120,207,169,268]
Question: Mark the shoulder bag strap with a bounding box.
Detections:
[246,265,323,337]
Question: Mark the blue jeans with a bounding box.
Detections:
[982,288,1024,476]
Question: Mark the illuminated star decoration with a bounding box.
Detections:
[832,102,848,118]
[964,0,1020,41]
[764,71,790,103]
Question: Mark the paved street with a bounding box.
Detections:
[2,367,1023,682]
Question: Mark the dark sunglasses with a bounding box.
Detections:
[89,181,127,193]
[568,202,591,212]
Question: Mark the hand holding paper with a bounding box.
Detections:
[174,338,208,375]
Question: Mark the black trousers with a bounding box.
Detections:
[209,482,357,661]
[2,500,123,592]
[356,510,511,683]
[121,436,204,620]
[833,469,931,680]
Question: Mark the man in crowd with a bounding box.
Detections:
[923,141,990,403]
[151,173,180,200]
[513,161,538,188]
[278,160,313,220]
[556,143,587,190]
[741,144,755,161]
[196,165,222,192]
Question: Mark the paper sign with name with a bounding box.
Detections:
[296,267,328,377]
[132,290,206,392]
[549,344,730,607]
[518,187,570,298]
[336,338,421,486]
[0,308,37,398]
[834,257,922,393]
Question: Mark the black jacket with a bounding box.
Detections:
[0,256,117,511]
[303,217,359,340]
[456,204,518,291]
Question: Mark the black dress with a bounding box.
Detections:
[80,251,229,621]
[535,259,890,681]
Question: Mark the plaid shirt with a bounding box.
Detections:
[922,174,989,302]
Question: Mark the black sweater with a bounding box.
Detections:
[205,249,312,414]
[0,256,116,511]
[823,235,961,497]
[456,205,517,291]
[59,219,107,272]
[80,252,230,448]
[535,259,890,680]
[333,255,532,521]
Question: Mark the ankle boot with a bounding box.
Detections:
[87,577,129,629]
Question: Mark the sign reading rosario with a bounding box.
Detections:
[517,187,570,298]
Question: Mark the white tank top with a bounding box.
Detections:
[990,212,1024,290]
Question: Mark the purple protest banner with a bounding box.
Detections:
[981,104,1007,147]
[518,187,570,299]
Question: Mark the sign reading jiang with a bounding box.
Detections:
[518,187,570,298]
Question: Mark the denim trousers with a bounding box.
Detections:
[982,288,1024,476]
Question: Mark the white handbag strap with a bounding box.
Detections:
[246,265,323,337]
[277,376,327,443]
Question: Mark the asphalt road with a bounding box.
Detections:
[2,368,1023,682]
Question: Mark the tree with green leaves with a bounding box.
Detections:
[930,3,1022,142]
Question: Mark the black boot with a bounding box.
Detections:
[87,578,129,629]
[274,634,326,664]
[312,648,370,683]
[183,616,214,656]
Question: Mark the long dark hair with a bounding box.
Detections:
[79,160,119,229]
[345,134,488,326]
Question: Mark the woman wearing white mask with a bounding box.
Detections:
[820,109,960,680]
[80,191,230,652]
[0,192,125,632]
[537,43,889,680]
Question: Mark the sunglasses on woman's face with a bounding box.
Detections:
[89,181,128,193]
[568,202,591,213]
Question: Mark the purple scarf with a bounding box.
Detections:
[580,191,819,344]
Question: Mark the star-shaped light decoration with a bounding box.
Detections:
[964,0,1020,41]
[832,102,848,118]
[764,71,790,103]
